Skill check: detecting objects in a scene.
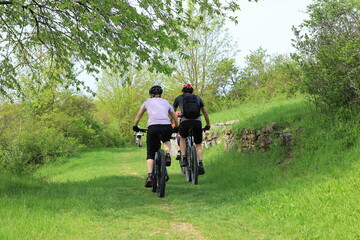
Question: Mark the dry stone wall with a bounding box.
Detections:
[171,119,296,164]
[203,121,296,163]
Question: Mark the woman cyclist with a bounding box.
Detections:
[133,85,179,188]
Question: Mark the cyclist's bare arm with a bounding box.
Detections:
[201,106,210,126]
[170,111,179,127]
[134,108,146,126]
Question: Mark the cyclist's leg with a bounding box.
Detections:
[179,121,190,167]
[146,127,157,172]
[192,121,203,158]
[176,134,181,160]
[160,124,173,166]
[193,121,205,175]
[145,126,159,187]
[195,143,203,161]
[179,121,191,155]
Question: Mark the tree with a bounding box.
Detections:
[292,0,360,107]
[167,8,239,98]
[228,48,301,102]
[212,58,240,97]
[95,66,149,144]
[0,0,254,98]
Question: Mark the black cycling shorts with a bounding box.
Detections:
[146,124,173,160]
[179,120,202,144]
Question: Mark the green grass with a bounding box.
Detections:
[1,98,359,239]
[208,97,307,126]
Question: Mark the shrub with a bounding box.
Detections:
[0,123,82,174]
[292,0,360,107]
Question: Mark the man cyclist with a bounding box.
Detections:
[133,85,179,188]
[173,84,210,175]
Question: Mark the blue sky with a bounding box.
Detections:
[228,0,313,66]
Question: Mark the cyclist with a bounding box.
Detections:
[133,85,179,188]
[134,126,144,147]
[173,84,210,175]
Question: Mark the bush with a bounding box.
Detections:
[98,123,125,147]
[292,0,360,107]
[0,123,82,174]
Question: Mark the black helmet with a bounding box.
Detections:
[149,85,163,95]
[182,84,193,93]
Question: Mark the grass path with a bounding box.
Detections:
[2,145,359,239]
[1,148,214,239]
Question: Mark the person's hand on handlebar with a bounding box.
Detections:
[132,126,140,132]
[203,125,211,131]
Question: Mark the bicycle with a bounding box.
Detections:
[180,127,200,185]
[140,129,168,198]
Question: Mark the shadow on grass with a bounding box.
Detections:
[1,175,161,215]
[0,169,206,216]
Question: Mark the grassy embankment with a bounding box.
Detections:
[1,98,359,239]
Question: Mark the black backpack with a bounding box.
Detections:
[182,94,200,119]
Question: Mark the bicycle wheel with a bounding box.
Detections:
[184,145,192,182]
[151,153,158,193]
[157,149,166,198]
[190,145,198,185]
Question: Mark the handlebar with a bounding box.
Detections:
[138,128,147,133]
[135,127,208,134]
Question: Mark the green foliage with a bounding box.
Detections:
[0,120,81,175]
[95,69,151,145]
[22,86,106,147]
[0,78,121,173]
[170,11,239,100]
[229,48,302,104]
[97,123,124,148]
[292,0,360,107]
[0,0,246,98]
[206,95,241,113]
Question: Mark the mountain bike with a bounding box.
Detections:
[140,129,168,198]
[180,127,199,185]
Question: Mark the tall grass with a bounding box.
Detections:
[1,99,359,239]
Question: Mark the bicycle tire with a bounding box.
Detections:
[184,145,192,182]
[157,149,166,198]
[151,152,158,193]
[190,145,198,185]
